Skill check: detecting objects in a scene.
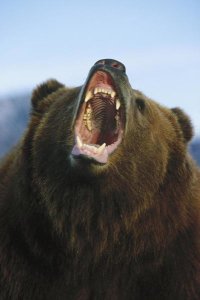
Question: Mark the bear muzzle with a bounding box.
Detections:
[71,59,130,164]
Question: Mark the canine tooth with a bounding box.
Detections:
[85,91,93,102]
[111,91,116,98]
[116,99,121,110]
[96,143,106,155]
[94,88,98,94]
[77,136,83,148]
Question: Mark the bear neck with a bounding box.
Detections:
[28,158,195,265]
[9,150,196,269]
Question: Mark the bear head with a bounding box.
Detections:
[23,59,194,243]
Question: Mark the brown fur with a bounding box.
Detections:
[0,61,200,300]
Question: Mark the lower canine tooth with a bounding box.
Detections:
[96,143,106,155]
[77,136,83,148]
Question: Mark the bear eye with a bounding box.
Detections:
[136,98,145,112]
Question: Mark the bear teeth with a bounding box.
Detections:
[85,91,93,102]
[83,103,93,131]
[77,135,83,148]
[85,88,117,103]
[85,89,121,113]
[116,99,120,110]
[76,135,106,155]
[97,143,106,154]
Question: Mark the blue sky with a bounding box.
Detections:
[1,0,200,134]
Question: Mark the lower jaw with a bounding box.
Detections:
[71,130,123,164]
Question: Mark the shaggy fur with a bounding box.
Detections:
[0,60,200,300]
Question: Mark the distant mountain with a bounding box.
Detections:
[0,93,199,165]
[190,139,200,165]
[0,93,30,157]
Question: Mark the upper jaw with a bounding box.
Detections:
[71,64,129,164]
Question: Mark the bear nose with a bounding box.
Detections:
[94,59,126,73]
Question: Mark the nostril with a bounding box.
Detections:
[111,61,126,72]
[112,63,120,68]
[112,62,121,69]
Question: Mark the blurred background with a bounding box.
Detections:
[0,0,200,163]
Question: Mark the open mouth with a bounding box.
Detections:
[72,71,125,163]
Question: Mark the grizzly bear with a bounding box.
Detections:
[0,59,200,300]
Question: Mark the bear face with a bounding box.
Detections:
[23,59,196,256]
[1,59,199,300]
[28,59,193,199]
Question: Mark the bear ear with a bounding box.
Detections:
[171,107,193,143]
[31,79,64,112]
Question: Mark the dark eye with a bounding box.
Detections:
[136,98,145,112]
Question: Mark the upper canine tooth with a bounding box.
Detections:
[96,143,106,155]
[85,91,93,102]
[116,99,121,110]
[111,91,116,98]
